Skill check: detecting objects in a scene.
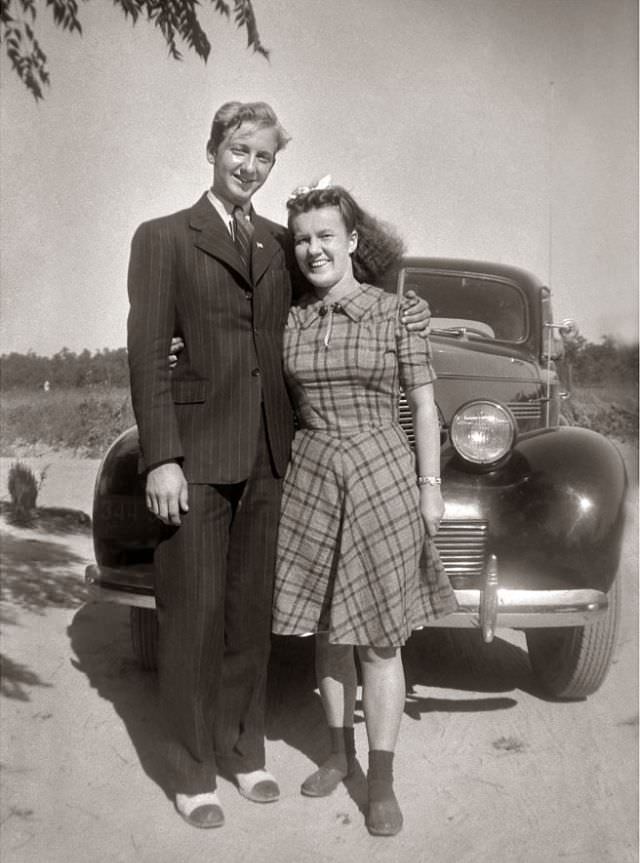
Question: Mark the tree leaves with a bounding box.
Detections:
[46,0,82,34]
[233,0,268,58]
[0,0,269,99]
[1,0,52,100]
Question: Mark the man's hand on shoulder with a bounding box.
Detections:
[169,336,184,370]
[400,289,431,337]
[146,462,189,526]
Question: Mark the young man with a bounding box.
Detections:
[127,101,429,828]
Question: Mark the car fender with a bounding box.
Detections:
[91,426,165,569]
[441,427,627,592]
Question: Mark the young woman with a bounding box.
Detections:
[272,184,457,837]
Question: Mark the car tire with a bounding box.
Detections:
[130,607,158,671]
[525,579,620,699]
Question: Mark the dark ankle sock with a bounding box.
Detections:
[343,726,356,760]
[368,749,394,779]
[322,726,355,772]
[328,726,355,757]
[367,750,395,802]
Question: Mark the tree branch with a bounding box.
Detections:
[1,0,270,99]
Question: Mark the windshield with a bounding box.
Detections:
[402,270,527,342]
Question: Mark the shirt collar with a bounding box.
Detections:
[207,189,234,232]
[206,190,253,232]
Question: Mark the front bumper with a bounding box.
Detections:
[84,561,609,642]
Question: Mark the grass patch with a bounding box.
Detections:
[565,383,638,441]
[0,381,636,458]
[0,387,134,458]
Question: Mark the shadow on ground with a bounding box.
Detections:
[1,526,91,700]
[0,501,91,535]
[67,604,537,808]
[0,531,90,612]
[0,653,52,701]
[402,628,537,714]
[68,603,173,797]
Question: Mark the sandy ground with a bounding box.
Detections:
[0,445,638,863]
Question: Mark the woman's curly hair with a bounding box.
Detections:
[286,185,405,285]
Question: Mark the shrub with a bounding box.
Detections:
[564,386,639,442]
[7,462,40,524]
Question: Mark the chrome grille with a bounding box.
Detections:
[507,400,542,420]
[398,394,489,585]
[398,393,543,442]
[398,394,415,446]
[398,392,447,447]
[434,520,489,584]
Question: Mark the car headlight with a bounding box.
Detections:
[450,401,516,464]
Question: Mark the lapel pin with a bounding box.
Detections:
[256,241,264,249]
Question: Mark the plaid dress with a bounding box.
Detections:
[272,283,458,647]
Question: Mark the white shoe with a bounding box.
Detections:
[175,791,224,828]
[235,769,280,803]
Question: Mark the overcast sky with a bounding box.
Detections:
[0,0,637,355]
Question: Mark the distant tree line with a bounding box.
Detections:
[0,336,637,391]
[562,334,638,387]
[0,347,129,389]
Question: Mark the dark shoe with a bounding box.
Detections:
[236,769,280,803]
[301,765,350,797]
[175,792,224,829]
[366,797,403,836]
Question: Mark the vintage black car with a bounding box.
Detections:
[85,257,627,699]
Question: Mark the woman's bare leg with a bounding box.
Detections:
[357,645,405,836]
[301,633,357,796]
[315,633,357,726]
[357,646,404,749]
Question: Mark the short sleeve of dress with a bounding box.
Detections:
[395,312,437,392]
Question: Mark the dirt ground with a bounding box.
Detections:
[0,447,638,863]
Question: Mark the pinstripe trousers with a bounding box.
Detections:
[154,412,282,794]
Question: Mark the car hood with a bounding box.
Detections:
[430,335,540,381]
[428,335,545,423]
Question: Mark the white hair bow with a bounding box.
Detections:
[287,174,333,202]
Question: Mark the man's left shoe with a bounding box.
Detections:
[235,769,280,803]
[175,791,225,829]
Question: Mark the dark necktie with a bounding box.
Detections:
[233,207,254,272]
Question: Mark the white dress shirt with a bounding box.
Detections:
[207,189,235,236]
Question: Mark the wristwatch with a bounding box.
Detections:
[417,475,441,487]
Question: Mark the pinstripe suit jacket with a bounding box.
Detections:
[127,193,294,483]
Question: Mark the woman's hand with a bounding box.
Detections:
[169,336,185,369]
[420,485,444,537]
[401,290,431,336]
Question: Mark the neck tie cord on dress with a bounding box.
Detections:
[319,302,344,348]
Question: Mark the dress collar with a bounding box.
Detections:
[294,283,381,327]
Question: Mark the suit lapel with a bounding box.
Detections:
[189,193,249,285]
[251,215,284,285]
[189,194,284,288]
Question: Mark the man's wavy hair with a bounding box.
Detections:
[207,101,291,156]
[286,186,405,285]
